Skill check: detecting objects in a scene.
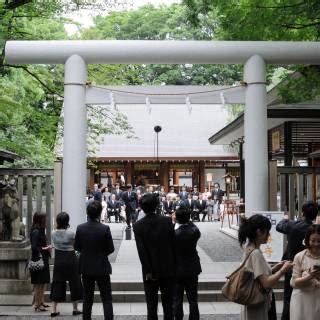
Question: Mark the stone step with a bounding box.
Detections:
[43,288,284,303]
[0,316,242,320]
[1,279,283,306]
[46,279,284,292]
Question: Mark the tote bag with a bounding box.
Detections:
[221,249,268,306]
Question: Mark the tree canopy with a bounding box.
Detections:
[0,0,135,167]
[81,4,242,86]
[3,0,317,168]
[182,0,320,103]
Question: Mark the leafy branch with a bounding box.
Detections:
[3,64,64,98]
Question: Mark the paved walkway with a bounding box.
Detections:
[0,221,284,318]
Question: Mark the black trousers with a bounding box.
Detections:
[125,210,135,227]
[281,271,293,320]
[191,211,200,221]
[173,276,199,320]
[82,275,113,320]
[143,276,174,320]
[108,211,120,222]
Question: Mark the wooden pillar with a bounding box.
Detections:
[87,168,95,191]
[239,142,245,200]
[268,160,277,211]
[160,161,169,192]
[288,174,295,219]
[53,160,62,225]
[192,162,199,187]
[306,174,313,201]
[125,161,134,185]
[280,174,287,211]
[284,122,292,208]
[173,170,179,185]
[297,173,304,217]
[199,161,205,192]
[111,171,117,185]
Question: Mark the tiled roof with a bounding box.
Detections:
[96,103,236,158]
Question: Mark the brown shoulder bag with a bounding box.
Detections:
[221,249,268,306]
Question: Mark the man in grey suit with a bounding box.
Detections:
[74,200,114,320]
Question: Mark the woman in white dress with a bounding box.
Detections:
[290,224,320,320]
[238,214,293,320]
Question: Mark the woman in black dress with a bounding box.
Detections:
[29,212,52,311]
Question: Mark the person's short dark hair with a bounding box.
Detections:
[56,211,70,229]
[98,183,103,189]
[302,201,318,221]
[93,190,102,202]
[126,184,132,189]
[175,205,190,224]
[304,224,320,248]
[140,193,158,214]
[87,200,102,219]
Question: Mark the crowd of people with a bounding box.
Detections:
[29,186,320,320]
[88,182,225,227]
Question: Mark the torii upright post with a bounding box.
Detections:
[244,55,268,215]
[63,55,87,231]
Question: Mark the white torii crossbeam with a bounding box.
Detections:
[5,40,320,230]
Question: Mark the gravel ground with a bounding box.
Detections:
[108,219,243,263]
[196,221,242,262]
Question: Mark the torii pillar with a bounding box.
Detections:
[244,55,268,215]
[63,55,87,230]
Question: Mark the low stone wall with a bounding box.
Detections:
[0,240,32,294]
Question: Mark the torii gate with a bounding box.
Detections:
[5,40,320,230]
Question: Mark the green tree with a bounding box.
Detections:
[81,4,243,86]
[183,0,320,103]
[0,0,135,167]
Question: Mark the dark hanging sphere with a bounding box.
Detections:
[154,126,162,133]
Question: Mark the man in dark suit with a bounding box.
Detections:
[194,193,207,222]
[191,185,199,197]
[121,184,138,229]
[163,196,174,216]
[179,186,189,201]
[112,183,123,201]
[184,193,194,215]
[133,193,175,320]
[174,195,183,211]
[93,183,103,202]
[211,183,224,221]
[174,205,201,320]
[107,194,121,223]
[74,200,114,320]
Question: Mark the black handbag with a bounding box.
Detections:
[28,254,45,272]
